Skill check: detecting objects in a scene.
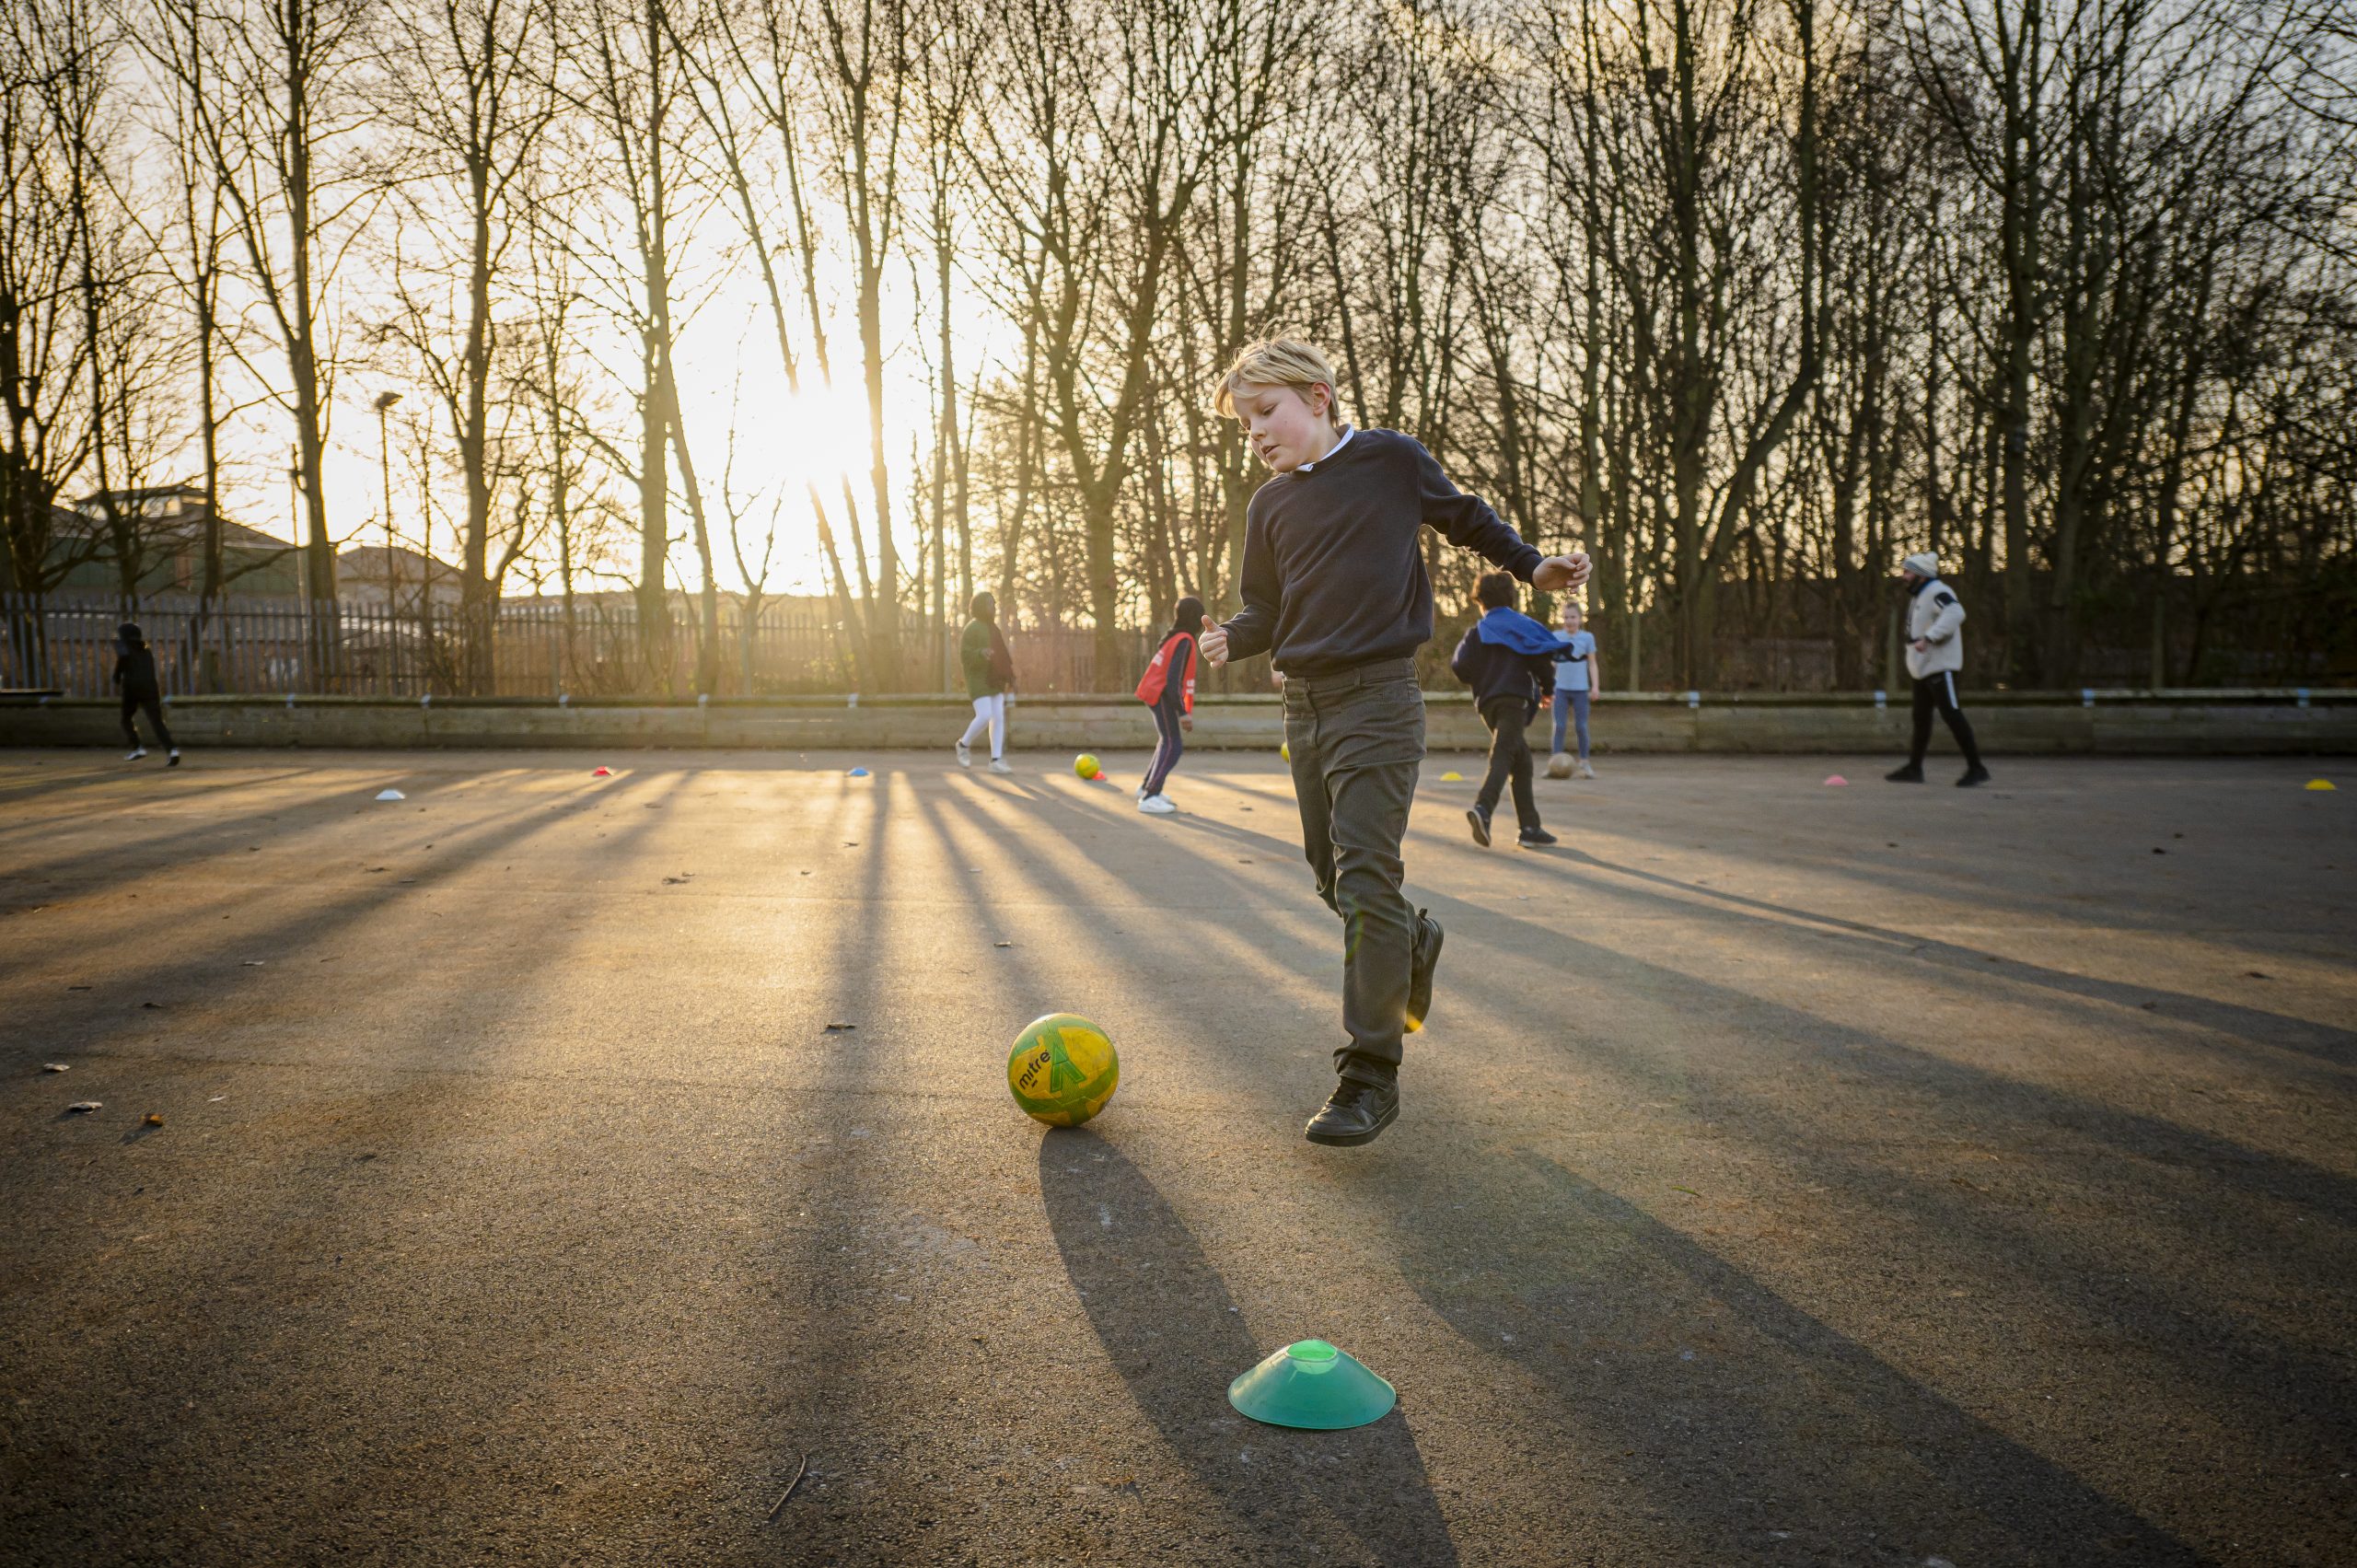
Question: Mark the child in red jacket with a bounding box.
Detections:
[1134,595,1202,814]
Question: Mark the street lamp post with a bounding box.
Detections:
[379,391,412,692]
[375,391,402,690]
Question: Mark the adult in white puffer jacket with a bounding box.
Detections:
[1887,552,1991,786]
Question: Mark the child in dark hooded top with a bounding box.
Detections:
[1450,574,1563,846]
[113,622,180,766]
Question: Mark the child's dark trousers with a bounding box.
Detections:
[1143,694,1185,796]
[1474,695,1539,830]
[1282,657,1423,1088]
[121,693,173,750]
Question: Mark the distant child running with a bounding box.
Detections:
[1134,595,1202,815]
[113,622,179,767]
[1450,573,1561,848]
[956,591,1016,775]
[1548,599,1600,779]
[1200,338,1589,1147]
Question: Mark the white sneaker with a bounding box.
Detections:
[1576,759,1596,779]
[956,739,971,768]
[125,747,146,761]
[987,758,1013,775]
[1138,794,1177,814]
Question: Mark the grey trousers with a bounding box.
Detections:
[1283,658,1425,1087]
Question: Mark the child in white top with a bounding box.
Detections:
[1548,602,1600,778]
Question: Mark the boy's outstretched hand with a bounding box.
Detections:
[1200,614,1230,668]
[1531,551,1593,593]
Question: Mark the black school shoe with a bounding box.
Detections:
[1406,909,1443,1034]
[1304,1077,1399,1147]
[1956,764,1991,787]
[1517,826,1557,846]
[1465,807,1492,847]
[1886,762,1925,783]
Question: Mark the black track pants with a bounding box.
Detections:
[121,692,173,750]
[1909,671,1982,769]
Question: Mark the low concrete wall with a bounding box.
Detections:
[6,689,2352,754]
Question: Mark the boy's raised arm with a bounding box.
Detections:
[1411,439,1542,580]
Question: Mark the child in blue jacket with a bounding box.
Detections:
[1450,574,1562,846]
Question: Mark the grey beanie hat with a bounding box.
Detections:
[1900,552,1940,578]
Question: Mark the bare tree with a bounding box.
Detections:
[204,0,377,607]
[377,0,564,688]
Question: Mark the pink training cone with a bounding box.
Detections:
[1824,774,1849,786]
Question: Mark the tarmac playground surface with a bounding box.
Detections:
[1,746,2351,1566]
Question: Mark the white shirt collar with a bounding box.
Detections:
[1295,424,1354,473]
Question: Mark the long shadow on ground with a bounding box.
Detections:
[980,782,2341,1556]
[1038,1128,1458,1566]
[1381,1145,2207,1565]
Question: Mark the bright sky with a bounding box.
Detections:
[155,75,1017,610]
[267,259,987,601]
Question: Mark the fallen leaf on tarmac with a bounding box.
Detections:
[144,1113,164,1127]
[65,1102,101,1113]
[994,941,1013,948]
[2246,970,2270,979]
[1670,1186,1701,1196]
[208,1095,226,1102]
[243,960,264,967]
[366,866,386,874]
[41,1063,68,1073]
[67,985,89,991]
[663,874,693,885]
[142,1002,162,1010]
[823,1022,857,1032]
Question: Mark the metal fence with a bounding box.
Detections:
[0,591,1213,699]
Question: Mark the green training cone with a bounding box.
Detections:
[1227,1340,1397,1430]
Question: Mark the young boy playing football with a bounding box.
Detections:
[1198,338,1589,1146]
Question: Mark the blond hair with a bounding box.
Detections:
[1212,336,1341,419]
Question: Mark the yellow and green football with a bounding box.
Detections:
[1074,753,1102,780]
[1006,1013,1120,1127]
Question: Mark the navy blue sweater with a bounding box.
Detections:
[1450,627,1555,713]
[1220,429,1544,677]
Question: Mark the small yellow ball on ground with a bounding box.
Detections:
[1074,753,1101,780]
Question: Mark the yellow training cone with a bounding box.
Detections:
[1440,771,1463,782]
[2307,778,2336,791]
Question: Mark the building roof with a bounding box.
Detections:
[337,542,462,582]
[67,487,294,554]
